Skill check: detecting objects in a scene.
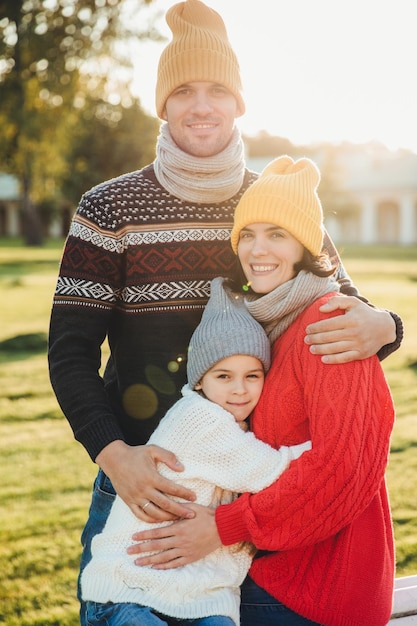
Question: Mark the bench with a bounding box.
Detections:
[389,576,417,624]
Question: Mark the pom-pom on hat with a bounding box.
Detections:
[155,0,245,118]
[187,277,270,389]
[230,156,324,256]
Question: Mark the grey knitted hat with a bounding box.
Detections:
[187,277,271,389]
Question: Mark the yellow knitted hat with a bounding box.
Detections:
[230,156,324,256]
[155,0,245,118]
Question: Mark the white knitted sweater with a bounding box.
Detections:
[81,385,310,625]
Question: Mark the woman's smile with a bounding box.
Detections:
[238,223,304,293]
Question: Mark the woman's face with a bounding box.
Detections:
[237,223,304,294]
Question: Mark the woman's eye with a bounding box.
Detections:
[271,230,283,238]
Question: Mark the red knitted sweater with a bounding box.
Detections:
[215,295,395,626]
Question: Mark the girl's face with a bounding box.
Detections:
[237,223,304,294]
[195,354,265,424]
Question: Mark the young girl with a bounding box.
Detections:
[81,276,310,626]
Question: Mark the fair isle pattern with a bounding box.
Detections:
[122,280,210,304]
[54,276,211,309]
[52,166,258,316]
[55,276,117,303]
[69,218,232,254]
[77,165,252,230]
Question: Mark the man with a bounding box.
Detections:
[48,0,402,621]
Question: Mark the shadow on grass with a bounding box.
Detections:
[0,410,63,423]
[0,333,48,362]
[390,441,417,454]
[0,259,60,276]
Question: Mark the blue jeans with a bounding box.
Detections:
[86,602,234,625]
[240,576,322,626]
[79,469,117,626]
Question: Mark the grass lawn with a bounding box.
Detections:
[0,239,416,625]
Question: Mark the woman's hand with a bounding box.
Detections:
[304,296,396,364]
[96,440,196,521]
[127,503,222,569]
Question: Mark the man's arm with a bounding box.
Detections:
[305,231,403,364]
[305,297,401,364]
[48,230,195,521]
[96,441,196,521]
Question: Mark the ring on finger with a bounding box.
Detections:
[142,501,152,512]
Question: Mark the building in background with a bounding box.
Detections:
[246,144,417,246]
[0,173,21,237]
[1,143,417,244]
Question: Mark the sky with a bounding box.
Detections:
[130,0,417,154]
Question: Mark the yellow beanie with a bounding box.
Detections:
[230,156,324,256]
[155,0,245,118]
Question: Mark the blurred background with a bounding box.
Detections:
[0,2,416,624]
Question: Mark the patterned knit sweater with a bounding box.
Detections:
[81,385,310,624]
[215,296,396,626]
[48,164,401,460]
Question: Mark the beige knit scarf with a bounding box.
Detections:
[245,271,340,345]
[153,122,246,203]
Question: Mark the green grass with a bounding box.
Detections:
[1,240,417,624]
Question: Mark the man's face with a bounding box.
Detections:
[162,82,240,157]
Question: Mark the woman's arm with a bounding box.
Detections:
[129,308,395,565]
[215,324,395,552]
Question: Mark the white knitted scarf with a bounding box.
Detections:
[154,122,246,203]
[245,271,340,345]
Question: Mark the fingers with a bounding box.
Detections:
[306,335,357,354]
[148,444,185,472]
[139,551,186,570]
[306,337,361,364]
[317,350,361,365]
[306,315,352,338]
[318,295,357,313]
[131,498,194,522]
[127,526,195,568]
[151,472,196,503]
[127,526,180,559]
[128,504,220,569]
[134,546,186,569]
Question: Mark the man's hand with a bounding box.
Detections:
[127,503,221,569]
[96,440,196,521]
[305,296,396,364]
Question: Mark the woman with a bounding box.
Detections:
[130,156,396,626]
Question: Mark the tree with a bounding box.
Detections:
[0,0,163,244]
[61,98,160,208]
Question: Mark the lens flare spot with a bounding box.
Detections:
[167,360,179,373]
[145,364,176,395]
[122,384,158,420]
